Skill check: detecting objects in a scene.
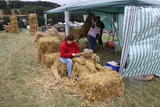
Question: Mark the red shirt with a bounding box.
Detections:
[60,41,80,58]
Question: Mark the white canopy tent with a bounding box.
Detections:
[44,0,160,77]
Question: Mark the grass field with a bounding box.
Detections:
[0,32,160,107]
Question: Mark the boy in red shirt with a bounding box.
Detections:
[60,34,80,77]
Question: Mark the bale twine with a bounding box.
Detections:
[78,71,124,102]
[41,53,59,67]
[29,14,38,36]
[37,36,61,62]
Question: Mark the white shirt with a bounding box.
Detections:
[88,26,101,38]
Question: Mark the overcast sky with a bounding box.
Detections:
[21,0,90,5]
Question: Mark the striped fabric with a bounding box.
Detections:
[118,13,124,46]
[120,6,160,77]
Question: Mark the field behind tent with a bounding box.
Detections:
[0,32,160,107]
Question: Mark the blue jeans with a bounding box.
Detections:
[87,35,97,53]
[60,58,73,77]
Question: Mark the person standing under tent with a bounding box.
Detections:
[87,22,102,53]
[60,34,80,78]
[96,16,105,47]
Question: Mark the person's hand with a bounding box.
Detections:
[72,53,79,57]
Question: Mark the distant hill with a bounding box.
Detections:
[0,1,61,30]
[0,1,60,9]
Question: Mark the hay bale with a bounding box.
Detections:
[48,28,65,42]
[78,71,124,102]
[9,15,17,20]
[9,15,19,34]
[41,53,59,67]
[29,14,38,36]
[37,36,61,62]
[72,57,100,78]
[53,58,67,77]
[78,49,100,63]
[35,31,47,42]
[46,50,123,102]
[35,28,64,42]
[95,63,106,72]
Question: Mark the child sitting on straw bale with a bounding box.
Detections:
[60,34,80,78]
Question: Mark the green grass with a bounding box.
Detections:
[0,32,160,107]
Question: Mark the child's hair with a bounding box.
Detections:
[65,34,74,41]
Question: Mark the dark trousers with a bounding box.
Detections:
[87,35,97,53]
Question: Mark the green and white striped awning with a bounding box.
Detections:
[121,6,160,77]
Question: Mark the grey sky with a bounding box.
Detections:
[21,0,90,5]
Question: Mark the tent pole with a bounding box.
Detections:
[44,14,48,30]
[64,10,70,36]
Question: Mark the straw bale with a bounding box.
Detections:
[37,37,61,61]
[29,14,37,20]
[35,28,64,42]
[91,54,100,63]
[77,49,100,63]
[85,60,97,73]
[95,63,105,72]
[79,49,94,58]
[9,16,17,20]
[38,36,60,53]
[49,55,123,102]
[53,58,67,77]
[72,57,101,78]
[51,64,61,80]
[9,15,19,34]
[72,57,86,65]
[72,61,89,78]
[29,14,38,36]
[35,31,47,42]
[78,71,124,102]
[47,28,65,42]
[41,53,59,67]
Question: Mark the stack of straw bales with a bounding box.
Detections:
[29,14,38,35]
[36,28,65,67]
[51,49,123,102]
[37,36,61,62]
[9,16,19,34]
[4,25,12,33]
[35,29,123,102]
